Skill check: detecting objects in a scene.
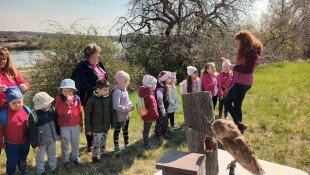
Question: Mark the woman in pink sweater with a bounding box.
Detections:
[224,30,263,134]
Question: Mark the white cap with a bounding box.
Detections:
[143,75,157,88]
[187,66,198,75]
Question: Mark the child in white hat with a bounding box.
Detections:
[180,66,202,94]
[28,92,60,175]
[167,72,181,129]
[55,79,83,168]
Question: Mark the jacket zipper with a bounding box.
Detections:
[46,112,56,141]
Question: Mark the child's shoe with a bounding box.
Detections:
[125,144,130,149]
[63,162,70,169]
[144,143,156,149]
[172,124,178,130]
[114,146,121,154]
[51,168,58,175]
[92,157,99,163]
[72,158,83,166]
[40,172,47,175]
[163,133,171,139]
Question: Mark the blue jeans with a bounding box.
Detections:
[224,83,251,126]
[5,141,30,175]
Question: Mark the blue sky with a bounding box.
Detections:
[0,0,268,35]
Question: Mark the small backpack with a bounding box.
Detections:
[136,95,149,118]
[0,106,32,144]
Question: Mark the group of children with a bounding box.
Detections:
[0,58,232,175]
[180,58,233,119]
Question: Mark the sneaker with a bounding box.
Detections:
[63,162,70,169]
[40,172,47,175]
[238,123,248,134]
[92,157,99,163]
[144,143,156,149]
[172,125,178,129]
[72,158,83,166]
[101,153,112,159]
[125,144,130,149]
[163,133,171,139]
[114,146,121,154]
[87,147,92,153]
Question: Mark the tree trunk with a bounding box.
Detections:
[182,92,219,175]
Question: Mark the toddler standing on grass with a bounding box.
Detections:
[85,80,117,163]
[55,79,83,168]
[112,71,134,154]
[28,92,60,175]
[167,72,180,129]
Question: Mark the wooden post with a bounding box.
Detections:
[182,92,219,175]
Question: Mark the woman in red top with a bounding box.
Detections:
[0,47,30,110]
[224,30,263,134]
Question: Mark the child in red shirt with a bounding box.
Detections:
[0,87,31,175]
[55,79,83,168]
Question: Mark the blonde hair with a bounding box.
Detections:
[0,49,17,81]
[201,62,215,75]
[235,30,263,61]
[83,43,101,60]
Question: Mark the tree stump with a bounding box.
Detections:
[182,92,219,175]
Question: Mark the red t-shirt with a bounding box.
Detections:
[0,107,29,148]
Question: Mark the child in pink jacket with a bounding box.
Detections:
[201,62,219,109]
[217,58,233,119]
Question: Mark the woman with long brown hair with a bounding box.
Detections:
[0,47,30,109]
[224,30,263,134]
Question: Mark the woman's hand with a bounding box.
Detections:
[19,84,28,92]
[0,85,8,92]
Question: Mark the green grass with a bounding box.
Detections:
[1,61,309,174]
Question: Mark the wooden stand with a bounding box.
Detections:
[156,150,206,175]
[182,92,219,175]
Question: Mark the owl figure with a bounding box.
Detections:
[211,119,265,175]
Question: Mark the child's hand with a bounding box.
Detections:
[220,96,223,100]
[33,147,40,154]
[19,84,28,92]
[0,85,8,92]
[66,95,73,105]
[162,112,167,117]
[87,131,92,136]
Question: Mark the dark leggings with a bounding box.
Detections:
[167,112,175,127]
[86,134,93,148]
[219,97,228,118]
[212,96,218,109]
[224,83,251,125]
[155,114,168,136]
[114,120,130,147]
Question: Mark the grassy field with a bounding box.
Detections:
[0,61,309,174]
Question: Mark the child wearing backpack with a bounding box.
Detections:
[28,92,60,175]
[55,79,83,168]
[0,87,31,175]
[85,79,117,163]
[155,71,172,140]
[167,72,181,129]
[112,71,134,154]
[138,75,159,149]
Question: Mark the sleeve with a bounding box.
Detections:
[180,81,187,94]
[78,98,83,127]
[156,90,166,114]
[217,75,223,97]
[201,75,213,92]
[55,96,69,118]
[112,90,130,112]
[52,109,60,136]
[145,95,159,120]
[75,64,95,93]
[233,49,258,74]
[197,78,202,92]
[110,98,118,129]
[84,98,93,132]
[15,71,30,89]
[0,122,5,149]
[28,113,39,148]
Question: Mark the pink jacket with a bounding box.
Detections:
[233,49,260,86]
[217,71,233,97]
[201,74,219,96]
[0,70,30,109]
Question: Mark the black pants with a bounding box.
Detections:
[212,96,218,109]
[113,120,130,147]
[224,83,251,126]
[143,121,152,146]
[155,114,168,136]
[86,134,93,148]
[167,112,175,127]
[219,97,228,118]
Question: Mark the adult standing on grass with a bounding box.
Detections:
[73,44,110,154]
[0,47,30,110]
[224,30,263,134]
